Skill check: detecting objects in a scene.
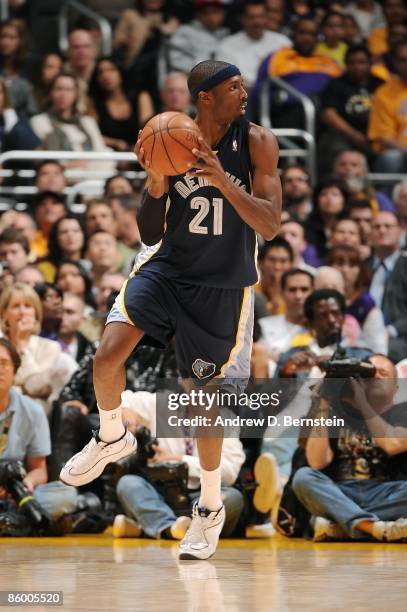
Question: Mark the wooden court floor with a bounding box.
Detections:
[1,534,406,612]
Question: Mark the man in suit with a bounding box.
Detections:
[367,211,407,362]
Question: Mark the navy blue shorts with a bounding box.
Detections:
[107,271,254,382]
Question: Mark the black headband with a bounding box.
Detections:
[191,64,241,102]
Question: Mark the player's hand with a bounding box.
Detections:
[134,130,167,190]
[188,137,227,190]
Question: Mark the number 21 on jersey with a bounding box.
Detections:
[189,197,223,236]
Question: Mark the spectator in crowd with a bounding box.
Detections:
[349,199,375,257]
[316,11,348,68]
[167,0,228,74]
[259,268,314,367]
[55,260,96,312]
[278,219,317,272]
[328,244,388,353]
[15,265,44,287]
[0,337,77,524]
[392,180,407,245]
[104,174,135,196]
[278,288,373,377]
[0,77,40,152]
[36,215,88,282]
[346,0,385,40]
[256,237,294,315]
[261,288,372,507]
[35,161,66,195]
[31,191,67,260]
[368,39,407,175]
[75,270,126,342]
[284,0,317,31]
[160,71,192,114]
[216,0,290,90]
[0,283,77,416]
[371,22,407,82]
[86,230,123,288]
[342,14,363,46]
[367,0,407,59]
[0,227,29,275]
[109,194,142,252]
[251,18,342,128]
[281,164,313,223]
[330,218,362,251]
[333,149,394,212]
[313,266,345,292]
[367,211,407,362]
[265,0,285,34]
[88,57,153,152]
[65,29,98,113]
[319,45,384,173]
[30,73,110,171]
[33,53,63,112]
[292,354,407,542]
[84,199,135,270]
[114,389,245,540]
[33,282,63,343]
[58,293,94,362]
[0,211,38,263]
[114,0,179,70]
[0,19,37,116]
[305,177,349,262]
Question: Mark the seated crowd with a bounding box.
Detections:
[0,0,406,542]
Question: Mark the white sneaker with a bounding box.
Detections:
[253,452,280,514]
[372,518,407,542]
[170,516,192,540]
[312,516,347,542]
[113,514,142,538]
[179,503,225,560]
[60,429,137,487]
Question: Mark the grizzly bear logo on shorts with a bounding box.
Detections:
[192,359,216,379]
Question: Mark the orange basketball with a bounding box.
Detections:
[138,112,202,176]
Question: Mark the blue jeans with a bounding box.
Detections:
[34,481,78,520]
[292,467,407,538]
[116,474,244,539]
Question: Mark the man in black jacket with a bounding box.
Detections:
[367,211,407,362]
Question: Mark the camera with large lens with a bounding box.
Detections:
[318,345,376,425]
[0,459,51,534]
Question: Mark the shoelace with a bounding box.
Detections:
[182,506,207,546]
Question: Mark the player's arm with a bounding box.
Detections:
[189,126,282,240]
[135,131,170,246]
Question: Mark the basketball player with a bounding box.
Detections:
[60,60,282,560]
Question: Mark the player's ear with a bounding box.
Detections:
[197,91,211,105]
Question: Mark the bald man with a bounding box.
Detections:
[293,353,407,542]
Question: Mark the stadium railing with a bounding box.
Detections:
[260,77,317,184]
[58,0,112,55]
[0,150,145,213]
[0,150,404,213]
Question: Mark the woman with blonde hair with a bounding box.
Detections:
[0,282,77,414]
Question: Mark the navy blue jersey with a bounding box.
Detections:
[135,119,258,288]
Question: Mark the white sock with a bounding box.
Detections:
[199,466,222,511]
[98,404,125,443]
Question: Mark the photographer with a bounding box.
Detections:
[0,338,77,533]
[292,354,407,542]
[113,390,245,540]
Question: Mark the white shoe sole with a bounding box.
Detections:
[178,512,225,560]
[60,435,137,487]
